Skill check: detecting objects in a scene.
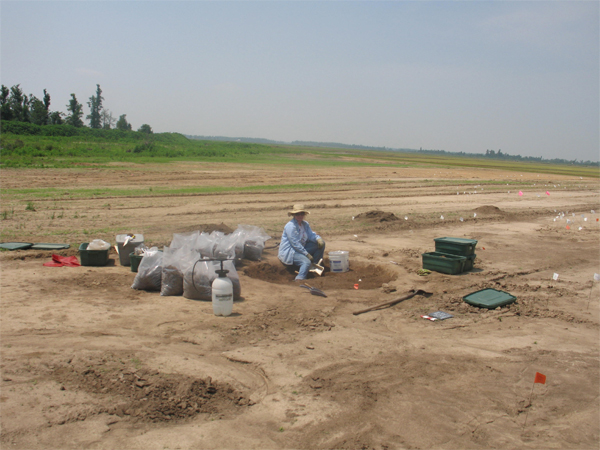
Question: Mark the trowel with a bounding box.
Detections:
[300,284,327,297]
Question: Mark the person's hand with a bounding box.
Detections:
[317,238,325,249]
[306,253,314,262]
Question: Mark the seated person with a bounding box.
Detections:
[278,204,325,281]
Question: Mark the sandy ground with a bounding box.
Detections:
[1,162,599,450]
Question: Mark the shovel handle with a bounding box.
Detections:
[352,290,431,315]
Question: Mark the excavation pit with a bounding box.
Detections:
[242,259,396,290]
[52,352,250,424]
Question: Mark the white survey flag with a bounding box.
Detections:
[553,273,559,281]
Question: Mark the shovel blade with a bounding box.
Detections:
[309,259,324,276]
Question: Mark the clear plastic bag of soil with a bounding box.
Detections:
[239,225,271,261]
[243,239,265,261]
[133,244,149,256]
[160,246,185,296]
[183,259,215,301]
[213,233,238,260]
[194,232,215,259]
[131,247,163,291]
[170,230,199,249]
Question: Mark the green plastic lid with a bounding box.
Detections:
[434,237,478,245]
[0,242,33,250]
[31,243,70,250]
[463,288,516,309]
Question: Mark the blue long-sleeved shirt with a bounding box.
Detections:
[278,219,321,265]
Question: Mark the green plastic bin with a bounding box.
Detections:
[463,254,477,272]
[434,237,477,256]
[79,243,109,266]
[463,288,516,309]
[422,251,466,275]
[129,253,143,273]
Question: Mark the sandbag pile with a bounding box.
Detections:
[131,225,271,299]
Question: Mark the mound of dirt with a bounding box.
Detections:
[52,352,250,424]
[473,205,504,214]
[242,261,295,283]
[243,259,396,290]
[355,210,399,222]
[173,223,234,234]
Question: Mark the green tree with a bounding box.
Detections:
[65,93,84,127]
[49,111,64,125]
[9,85,28,122]
[116,114,132,131]
[138,123,153,134]
[86,84,103,129]
[100,109,116,129]
[29,89,51,125]
[0,85,12,121]
[43,89,51,117]
[29,96,47,125]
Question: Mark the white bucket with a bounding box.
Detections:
[329,251,349,273]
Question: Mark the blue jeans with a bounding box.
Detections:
[293,240,325,280]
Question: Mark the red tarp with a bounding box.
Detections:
[43,254,80,267]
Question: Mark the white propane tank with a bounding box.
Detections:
[212,261,233,316]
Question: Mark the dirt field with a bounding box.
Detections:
[1,161,599,449]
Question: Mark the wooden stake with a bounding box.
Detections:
[523,382,536,428]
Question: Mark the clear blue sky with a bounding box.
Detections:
[2,1,598,161]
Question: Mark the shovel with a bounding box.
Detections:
[352,289,432,315]
[295,258,325,277]
[308,258,324,276]
[300,284,328,298]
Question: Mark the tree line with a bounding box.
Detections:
[0,84,152,134]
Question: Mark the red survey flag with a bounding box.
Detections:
[534,372,546,384]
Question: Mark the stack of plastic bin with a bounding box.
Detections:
[421,237,477,274]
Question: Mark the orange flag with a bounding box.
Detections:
[534,372,546,384]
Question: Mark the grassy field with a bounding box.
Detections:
[1,121,598,178]
[1,178,550,203]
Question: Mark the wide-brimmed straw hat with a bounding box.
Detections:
[288,204,310,216]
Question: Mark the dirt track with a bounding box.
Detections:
[1,162,599,449]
